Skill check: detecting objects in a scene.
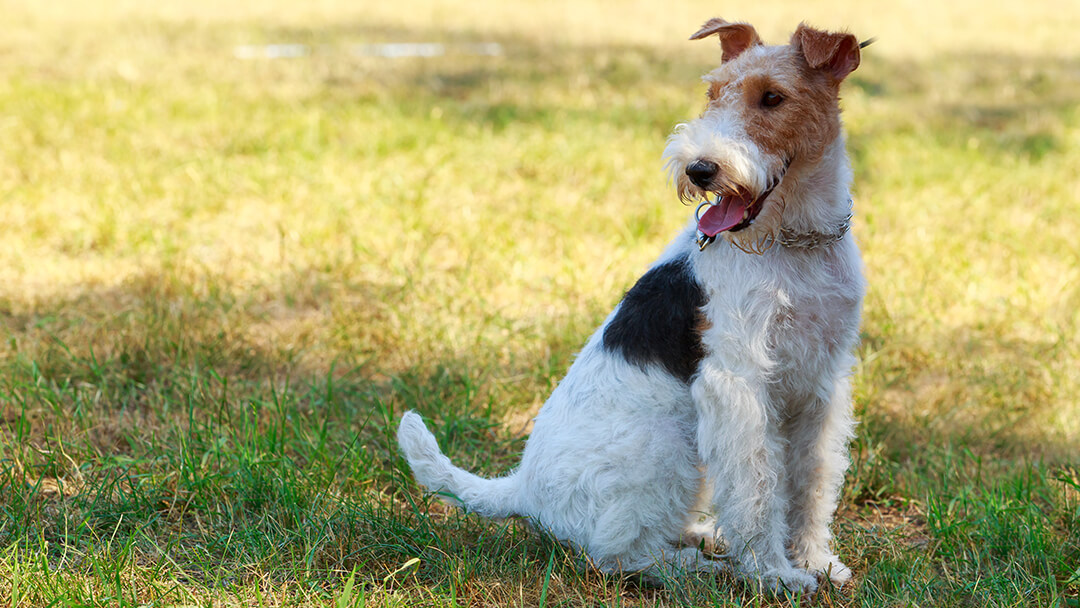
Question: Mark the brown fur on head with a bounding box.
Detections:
[689,19,762,62]
[791,23,861,82]
[671,20,861,252]
[693,21,861,165]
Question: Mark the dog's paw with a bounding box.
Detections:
[679,518,722,554]
[746,566,819,595]
[811,555,852,586]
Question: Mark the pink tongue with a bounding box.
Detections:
[697,196,750,237]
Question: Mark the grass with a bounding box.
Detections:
[1,0,1079,605]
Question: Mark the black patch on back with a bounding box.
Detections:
[602,256,707,382]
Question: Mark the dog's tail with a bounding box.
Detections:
[396,411,522,518]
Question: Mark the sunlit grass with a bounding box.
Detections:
[1,0,1078,606]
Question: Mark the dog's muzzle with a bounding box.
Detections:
[693,162,789,251]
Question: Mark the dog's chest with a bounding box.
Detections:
[768,283,857,366]
[695,244,862,381]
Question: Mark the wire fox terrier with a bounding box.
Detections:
[398,19,866,593]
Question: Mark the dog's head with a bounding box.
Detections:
[663,20,862,253]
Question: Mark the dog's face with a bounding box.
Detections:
[663,21,861,253]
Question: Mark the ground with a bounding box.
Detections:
[0,0,1078,606]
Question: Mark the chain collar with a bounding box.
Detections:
[776,212,852,250]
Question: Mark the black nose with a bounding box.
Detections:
[685,160,719,188]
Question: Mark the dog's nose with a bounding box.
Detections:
[685,160,719,188]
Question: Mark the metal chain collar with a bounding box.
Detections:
[776,212,853,250]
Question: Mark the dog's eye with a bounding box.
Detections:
[760,91,784,108]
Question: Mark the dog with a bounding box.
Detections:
[397,19,865,594]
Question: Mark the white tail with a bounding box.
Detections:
[396,411,521,518]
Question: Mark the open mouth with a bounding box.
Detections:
[696,170,785,237]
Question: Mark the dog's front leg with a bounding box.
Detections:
[692,360,818,593]
[784,373,856,586]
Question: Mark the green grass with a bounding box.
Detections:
[1,0,1079,605]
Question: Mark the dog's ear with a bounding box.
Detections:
[690,19,762,63]
[792,23,861,81]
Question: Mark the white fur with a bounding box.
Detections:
[397,31,865,594]
[663,111,773,196]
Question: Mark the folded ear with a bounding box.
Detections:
[792,23,861,81]
[689,19,762,63]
